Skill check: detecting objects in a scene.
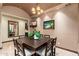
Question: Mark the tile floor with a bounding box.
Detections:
[0,42,78,56]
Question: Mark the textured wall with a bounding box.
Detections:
[36,4,79,52]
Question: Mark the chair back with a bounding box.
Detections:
[40,34,44,38]
[51,37,57,56]
[52,37,57,46]
[44,35,50,38]
[45,39,52,56]
[19,35,25,39]
[13,38,18,48]
[17,41,25,56]
[13,38,25,56]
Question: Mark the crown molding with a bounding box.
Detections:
[1,12,29,21]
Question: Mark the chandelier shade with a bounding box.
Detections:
[36,6,40,11]
[32,7,35,12]
[31,4,44,15]
[32,11,36,14]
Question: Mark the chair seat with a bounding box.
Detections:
[24,48,35,56]
[18,48,34,56]
[36,47,51,56]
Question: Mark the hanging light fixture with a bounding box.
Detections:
[37,6,40,11]
[32,7,35,12]
[31,4,44,15]
[40,9,43,13]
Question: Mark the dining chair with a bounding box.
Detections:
[44,35,50,38]
[13,36,20,39]
[13,38,34,56]
[23,46,35,56]
[13,38,20,56]
[13,38,25,56]
[36,39,52,56]
[51,37,57,56]
[40,34,44,38]
[19,35,25,39]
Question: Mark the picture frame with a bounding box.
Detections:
[43,20,55,29]
[8,21,19,37]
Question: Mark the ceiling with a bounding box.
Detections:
[3,3,60,17]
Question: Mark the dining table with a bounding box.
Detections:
[17,37,50,56]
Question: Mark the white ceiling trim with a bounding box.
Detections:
[1,12,29,21]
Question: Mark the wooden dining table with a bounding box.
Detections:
[17,37,50,55]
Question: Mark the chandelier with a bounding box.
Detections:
[31,4,44,15]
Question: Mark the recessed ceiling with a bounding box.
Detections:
[3,3,60,17]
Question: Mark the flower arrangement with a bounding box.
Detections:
[28,29,41,39]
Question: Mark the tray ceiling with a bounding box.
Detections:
[3,3,60,17]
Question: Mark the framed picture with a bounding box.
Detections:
[8,21,19,37]
[30,21,37,27]
[43,20,55,29]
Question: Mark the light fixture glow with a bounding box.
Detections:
[37,6,40,10]
[32,11,36,14]
[37,11,40,15]
[40,9,43,13]
[31,4,44,15]
[32,7,35,12]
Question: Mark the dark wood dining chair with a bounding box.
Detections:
[13,36,19,39]
[44,35,50,38]
[45,39,53,56]
[51,37,57,56]
[40,34,44,38]
[36,39,52,56]
[13,38,35,56]
[13,38,25,56]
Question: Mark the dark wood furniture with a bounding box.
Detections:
[36,38,52,56]
[40,34,44,38]
[17,37,50,55]
[44,35,50,38]
[51,37,57,56]
[36,37,57,56]
[45,39,52,56]
[13,38,18,56]
[19,35,25,39]
[13,38,25,56]
[13,38,34,56]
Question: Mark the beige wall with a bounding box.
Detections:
[0,5,31,47]
[0,3,2,48]
[36,4,79,52]
[1,15,27,42]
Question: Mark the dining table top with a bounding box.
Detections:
[17,37,50,51]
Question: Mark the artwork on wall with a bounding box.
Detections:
[30,21,37,27]
[43,20,55,29]
[8,21,19,37]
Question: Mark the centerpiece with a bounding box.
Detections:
[28,29,41,40]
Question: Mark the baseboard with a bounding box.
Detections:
[56,46,78,55]
[2,40,13,43]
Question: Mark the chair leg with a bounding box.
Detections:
[15,49,20,56]
[15,49,17,56]
[51,49,53,56]
[51,48,56,56]
[51,47,53,56]
[53,48,56,56]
